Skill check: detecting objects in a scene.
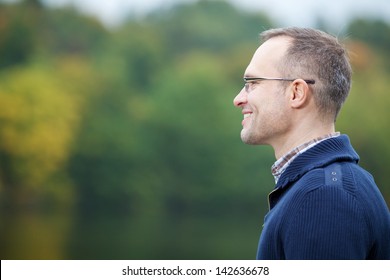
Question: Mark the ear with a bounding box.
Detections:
[289,79,311,109]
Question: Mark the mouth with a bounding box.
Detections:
[243,113,252,119]
[241,112,252,126]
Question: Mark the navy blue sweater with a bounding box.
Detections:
[257,135,390,259]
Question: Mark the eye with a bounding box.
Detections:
[244,82,250,92]
[244,81,257,93]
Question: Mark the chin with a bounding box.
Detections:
[241,131,260,145]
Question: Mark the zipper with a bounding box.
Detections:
[263,187,279,229]
[267,187,279,211]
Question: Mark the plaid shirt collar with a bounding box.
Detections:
[271,132,340,184]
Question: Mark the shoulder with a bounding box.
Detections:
[279,162,377,221]
[288,161,389,231]
[293,162,383,209]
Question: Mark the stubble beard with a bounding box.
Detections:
[240,115,279,146]
[240,118,265,145]
[241,128,259,145]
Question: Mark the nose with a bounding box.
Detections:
[233,87,247,108]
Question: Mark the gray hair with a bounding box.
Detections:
[260,27,352,121]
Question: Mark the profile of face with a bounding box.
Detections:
[233,36,293,146]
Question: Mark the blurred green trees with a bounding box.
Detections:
[0,0,389,259]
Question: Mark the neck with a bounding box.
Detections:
[273,122,336,160]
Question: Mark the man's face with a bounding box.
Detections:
[233,36,292,146]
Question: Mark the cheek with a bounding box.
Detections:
[254,95,289,125]
[249,94,276,115]
[248,86,288,117]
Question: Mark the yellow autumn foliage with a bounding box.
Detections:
[0,61,87,190]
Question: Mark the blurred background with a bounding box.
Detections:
[0,0,389,259]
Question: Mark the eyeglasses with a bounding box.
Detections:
[243,77,315,93]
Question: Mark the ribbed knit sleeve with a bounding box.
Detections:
[283,185,370,259]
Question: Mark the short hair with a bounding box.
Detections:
[260,27,352,121]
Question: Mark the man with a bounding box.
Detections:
[233,27,390,259]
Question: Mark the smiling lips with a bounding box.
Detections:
[242,112,252,126]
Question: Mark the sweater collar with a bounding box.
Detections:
[275,134,360,189]
[272,132,340,184]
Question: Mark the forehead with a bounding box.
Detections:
[245,36,291,77]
